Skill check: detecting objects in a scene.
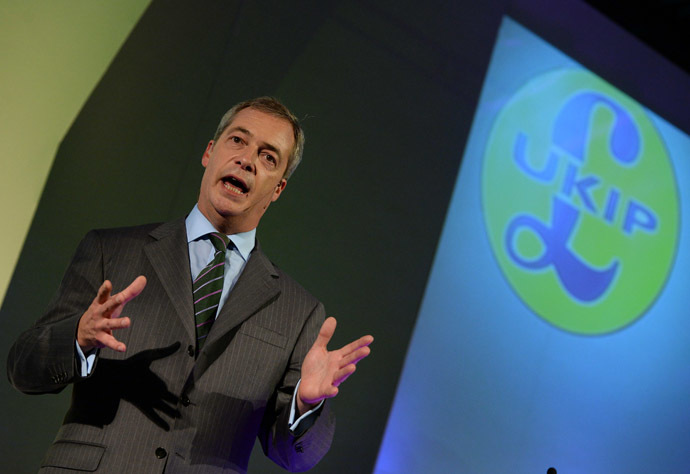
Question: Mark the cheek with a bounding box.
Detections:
[200,171,213,193]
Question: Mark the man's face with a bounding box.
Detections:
[197,107,294,233]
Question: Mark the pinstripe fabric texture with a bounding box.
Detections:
[7,218,334,473]
[193,232,230,354]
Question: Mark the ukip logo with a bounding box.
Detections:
[482,69,678,335]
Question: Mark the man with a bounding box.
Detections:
[8,97,373,473]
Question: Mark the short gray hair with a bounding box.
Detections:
[213,97,304,179]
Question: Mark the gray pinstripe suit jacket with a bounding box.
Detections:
[8,218,334,473]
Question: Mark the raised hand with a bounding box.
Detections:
[77,276,147,353]
[297,317,373,414]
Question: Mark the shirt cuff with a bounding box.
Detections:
[288,379,324,435]
[74,341,98,377]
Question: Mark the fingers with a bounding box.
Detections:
[313,317,337,349]
[102,316,131,331]
[331,337,372,387]
[340,345,371,367]
[98,333,127,353]
[302,321,372,400]
[337,334,374,358]
[99,275,147,318]
[101,294,124,316]
[78,276,144,352]
[326,386,339,398]
[120,275,147,304]
[95,280,113,305]
[91,317,131,352]
[318,385,339,400]
[333,364,357,387]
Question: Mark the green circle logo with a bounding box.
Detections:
[482,69,678,335]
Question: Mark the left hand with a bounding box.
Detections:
[297,317,373,415]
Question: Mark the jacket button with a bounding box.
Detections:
[295,443,304,453]
[181,396,191,407]
[187,345,195,357]
[155,447,167,459]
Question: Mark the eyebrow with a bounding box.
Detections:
[226,126,282,158]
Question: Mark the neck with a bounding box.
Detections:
[197,204,258,235]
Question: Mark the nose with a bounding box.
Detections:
[235,148,255,173]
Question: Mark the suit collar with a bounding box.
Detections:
[145,218,196,343]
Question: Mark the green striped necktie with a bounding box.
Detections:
[193,232,231,356]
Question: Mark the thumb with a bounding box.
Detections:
[314,317,337,349]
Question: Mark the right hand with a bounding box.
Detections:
[77,276,147,352]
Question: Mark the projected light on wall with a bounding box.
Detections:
[375,17,690,474]
[483,68,678,335]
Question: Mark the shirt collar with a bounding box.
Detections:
[185,204,256,262]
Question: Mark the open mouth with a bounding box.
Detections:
[222,176,249,195]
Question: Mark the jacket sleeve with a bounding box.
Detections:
[7,230,104,394]
[258,300,336,472]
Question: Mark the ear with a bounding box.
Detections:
[271,179,288,202]
[201,141,214,167]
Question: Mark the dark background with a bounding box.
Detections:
[1,0,688,472]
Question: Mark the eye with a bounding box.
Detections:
[261,152,277,166]
[230,136,242,144]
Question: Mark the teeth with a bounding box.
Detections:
[223,181,245,194]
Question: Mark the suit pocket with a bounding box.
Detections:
[41,440,106,472]
[239,323,287,349]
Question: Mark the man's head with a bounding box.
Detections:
[198,98,302,234]
[213,97,304,179]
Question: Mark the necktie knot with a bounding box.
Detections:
[209,232,230,254]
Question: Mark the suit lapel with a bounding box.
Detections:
[203,243,280,350]
[144,218,196,343]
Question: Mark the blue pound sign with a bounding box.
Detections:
[552,91,640,165]
[505,196,619,302]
